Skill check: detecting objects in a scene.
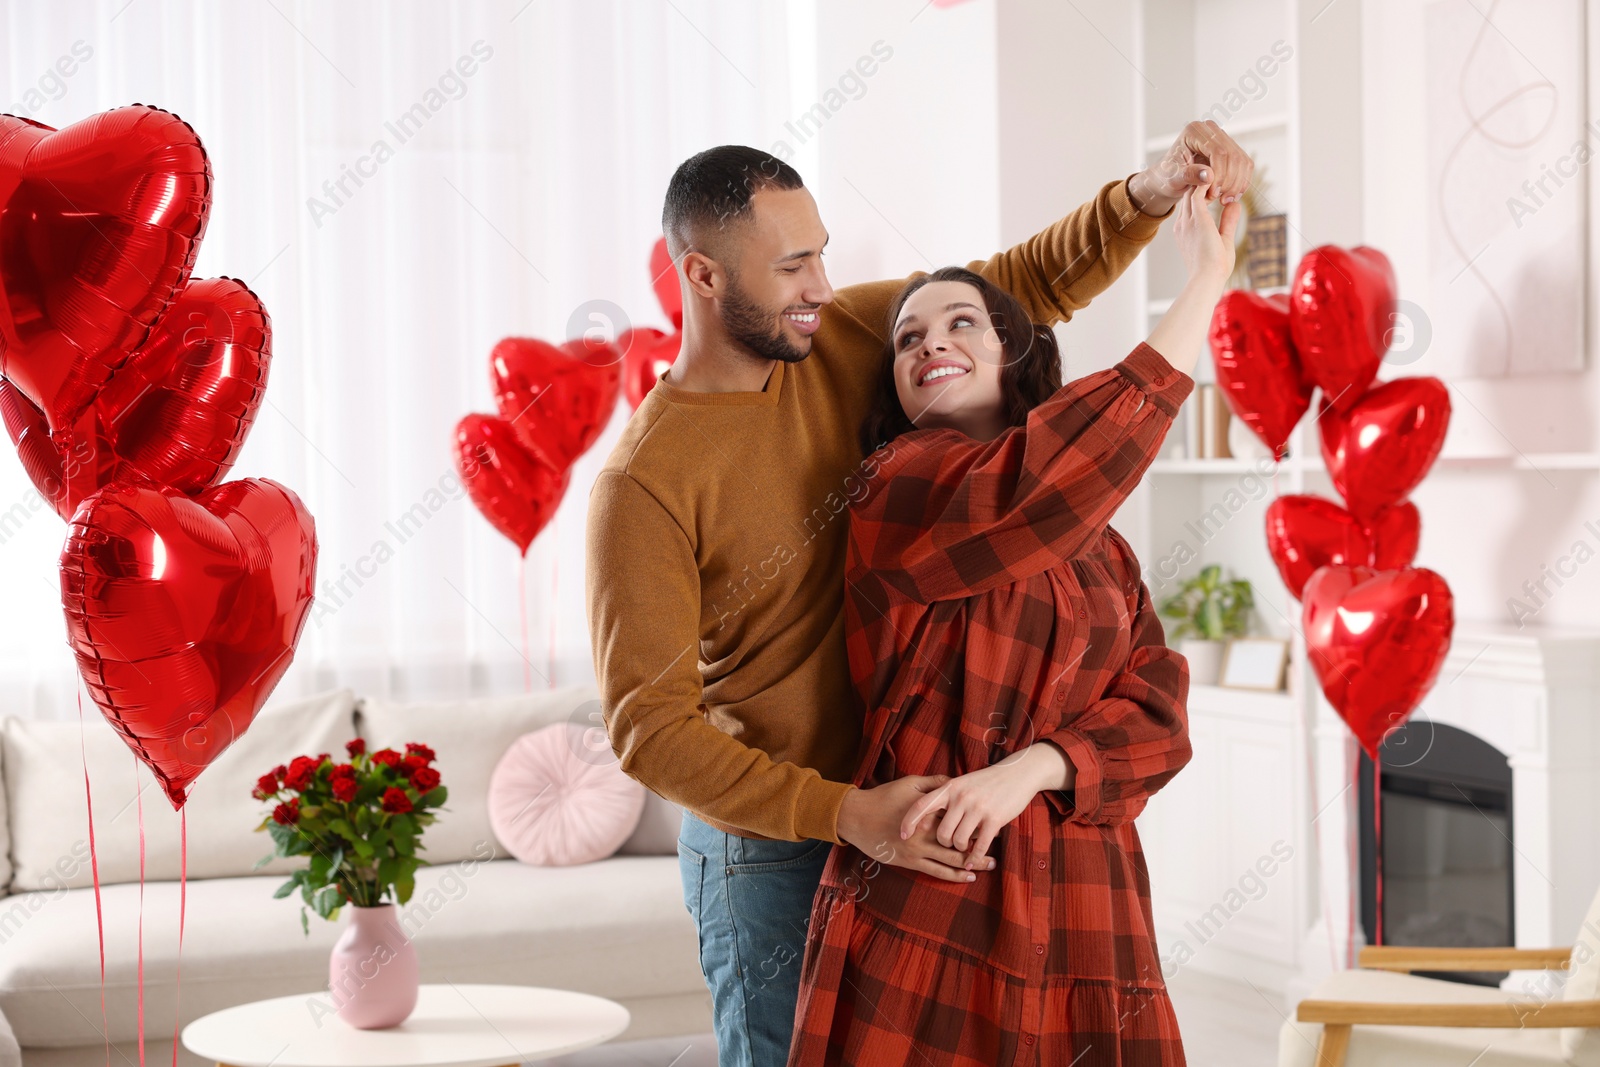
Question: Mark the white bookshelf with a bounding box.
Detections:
[1124,0,1313,998]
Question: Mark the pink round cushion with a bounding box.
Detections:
[487,723,646,866]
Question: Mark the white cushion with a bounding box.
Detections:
[0,855,700,1048]
[0,737,10,892]
[1562,880,1600,1062]
[355,686,603,864]
[2,688,357,890]
[618,790,684,857]
[1278,968,1568,1066]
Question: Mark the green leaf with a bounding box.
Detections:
[1159,566,1254,640]
[312,884,342,920]
[395,869,415,905]
[272,871,303,899]
[267,820,311,857]
[300,906,310,936]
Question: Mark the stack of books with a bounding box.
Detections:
[1183,384,1233,460]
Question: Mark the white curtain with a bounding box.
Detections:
[0,0,814,719]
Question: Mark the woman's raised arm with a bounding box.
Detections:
[1146,181,1239,376]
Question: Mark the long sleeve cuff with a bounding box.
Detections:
[1040,727,1105,823]
[795,776,854,844]
[1112,171,1174,242]
[1119,341,1194,418]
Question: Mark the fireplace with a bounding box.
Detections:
[1290,625,1600,1006]
[1357,720,1515,987]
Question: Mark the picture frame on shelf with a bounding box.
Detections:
[1219,637,1289,692]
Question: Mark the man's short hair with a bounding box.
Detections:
[661,145,805,263]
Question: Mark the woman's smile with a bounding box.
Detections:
[917,359,971,386]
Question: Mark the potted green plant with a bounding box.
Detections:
[1157,564,1254,685]
[253,739,447,1030]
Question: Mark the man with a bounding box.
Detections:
[586,122,1251,1066]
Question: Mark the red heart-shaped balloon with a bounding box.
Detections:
[1289,246,1396,412]
[490,336,620,471]
[454,413,570,555]
[2,277,271,520]
[1302,565,1454,758]
[1319,376,1450,520]
[1265,495,1368,599]
[1266,495,1422,599]
[1367,501,1421,570]
[1209,290,1311,459]
[0,105,212,435]
[650,237,683,331]
[617,327,681,411]
[59,476,317,809]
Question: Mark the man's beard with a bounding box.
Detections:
[721,273,810,364]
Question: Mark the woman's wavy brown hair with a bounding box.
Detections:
[858,266,1063,456]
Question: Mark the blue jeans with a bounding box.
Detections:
[677,811,832,1067]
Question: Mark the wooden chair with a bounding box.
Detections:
[1278,897,1600,1067]
[1297,946,1600,1066]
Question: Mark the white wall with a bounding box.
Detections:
[995,0,1146,378]
[808,0,1000,288]
[1362,0,1600,629]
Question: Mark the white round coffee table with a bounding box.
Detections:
[181,984,630,1067]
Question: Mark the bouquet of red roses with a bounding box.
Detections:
[253,738,448,933]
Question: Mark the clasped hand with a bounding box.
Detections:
[836,743,1070,882]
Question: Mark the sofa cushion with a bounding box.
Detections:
[356,686,602,864]
[619,790,684,856]
[487,723,645,866]
[0,735,10,893]
[0,855,699,1048]
[1562,879,1600,1062]
[2,688,357,890]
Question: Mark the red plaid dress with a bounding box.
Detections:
[787,342,1195,1067]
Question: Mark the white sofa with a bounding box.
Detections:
[0,685,710,1067]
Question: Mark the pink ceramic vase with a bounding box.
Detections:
[328,902,419,1028]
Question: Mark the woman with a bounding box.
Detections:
[785,182,1239,1067]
